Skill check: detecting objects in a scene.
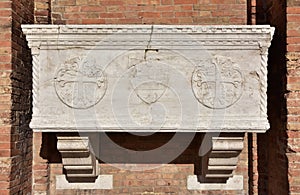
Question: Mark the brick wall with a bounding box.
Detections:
[287,0,300,195]
[49,0,247,24]
[0,0,34,194]
[247,0,289,194]
[0,0,13,194]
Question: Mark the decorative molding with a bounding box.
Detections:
[22,24,275,34]
[22,25,275,48]
[57,135,99,182]
[258,42,270,118]
[32,48,40,116]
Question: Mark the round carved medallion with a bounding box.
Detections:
[192,56,243,109]
[54,57,107,109]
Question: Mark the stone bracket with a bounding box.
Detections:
[199,133,244,184]
[56,134,99,183]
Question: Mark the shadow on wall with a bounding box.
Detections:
[41,132,205,169]
[254,0,289,194]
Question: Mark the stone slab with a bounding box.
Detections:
[187,175,243,190]
[56,175,113,189]
[22,25,274,133]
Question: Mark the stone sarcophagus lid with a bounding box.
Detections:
[22,25,274,189]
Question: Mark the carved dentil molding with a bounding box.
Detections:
[22,25,275,48]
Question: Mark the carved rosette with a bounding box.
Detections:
[54,57,107,109]
[192,56,243,109]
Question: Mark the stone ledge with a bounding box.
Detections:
[56,175,113,189]
[187,175,243,190]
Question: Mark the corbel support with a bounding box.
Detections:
[199,133,244,183]
[56,134,99,182]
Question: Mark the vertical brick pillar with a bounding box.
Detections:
[32,133,49,194]
[0,1,12,194]
[35,0,51,23]
[287,2,300,195]
[0,1,14,195]
[0,0,34,193]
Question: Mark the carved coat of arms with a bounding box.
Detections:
[54,57,107,109]
[192,56,243,109]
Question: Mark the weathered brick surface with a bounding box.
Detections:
[35,0,51,23]
[49,0,246,24]
[247,0,289,195]
[287,2,300,195]
[7,0,298,194]
[286,0,300,193]
[0,7,12,195]
[0,0,34,193]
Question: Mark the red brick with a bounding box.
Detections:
[100,12,124,18]
[138,12,160,18]
[174,0,196,4]
[82,18,105,24]
[161,12,174,17]
[288,37,300,44]
[288,45,300,52]
[161,0,173,5]
[211,0,236,4]
[0,1,11,8]
[156,5,175,11]
[100,1,124,6]
[287,7,300,14]
[288,30,300,37]
[80,5,105,12]
[175,11,193,17]
[287,14,300,22]
[0,149,10,157]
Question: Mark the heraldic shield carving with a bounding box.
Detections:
[54,57,107,109]
[192,55,243,109]
[130,60,169,105]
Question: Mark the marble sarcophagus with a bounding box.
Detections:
[22,25,274,189]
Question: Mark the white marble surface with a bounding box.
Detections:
[187,175,243,190]
[22,25,274,132]
[56,175,113,189]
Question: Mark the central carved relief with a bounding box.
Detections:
[129,60,169,105]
